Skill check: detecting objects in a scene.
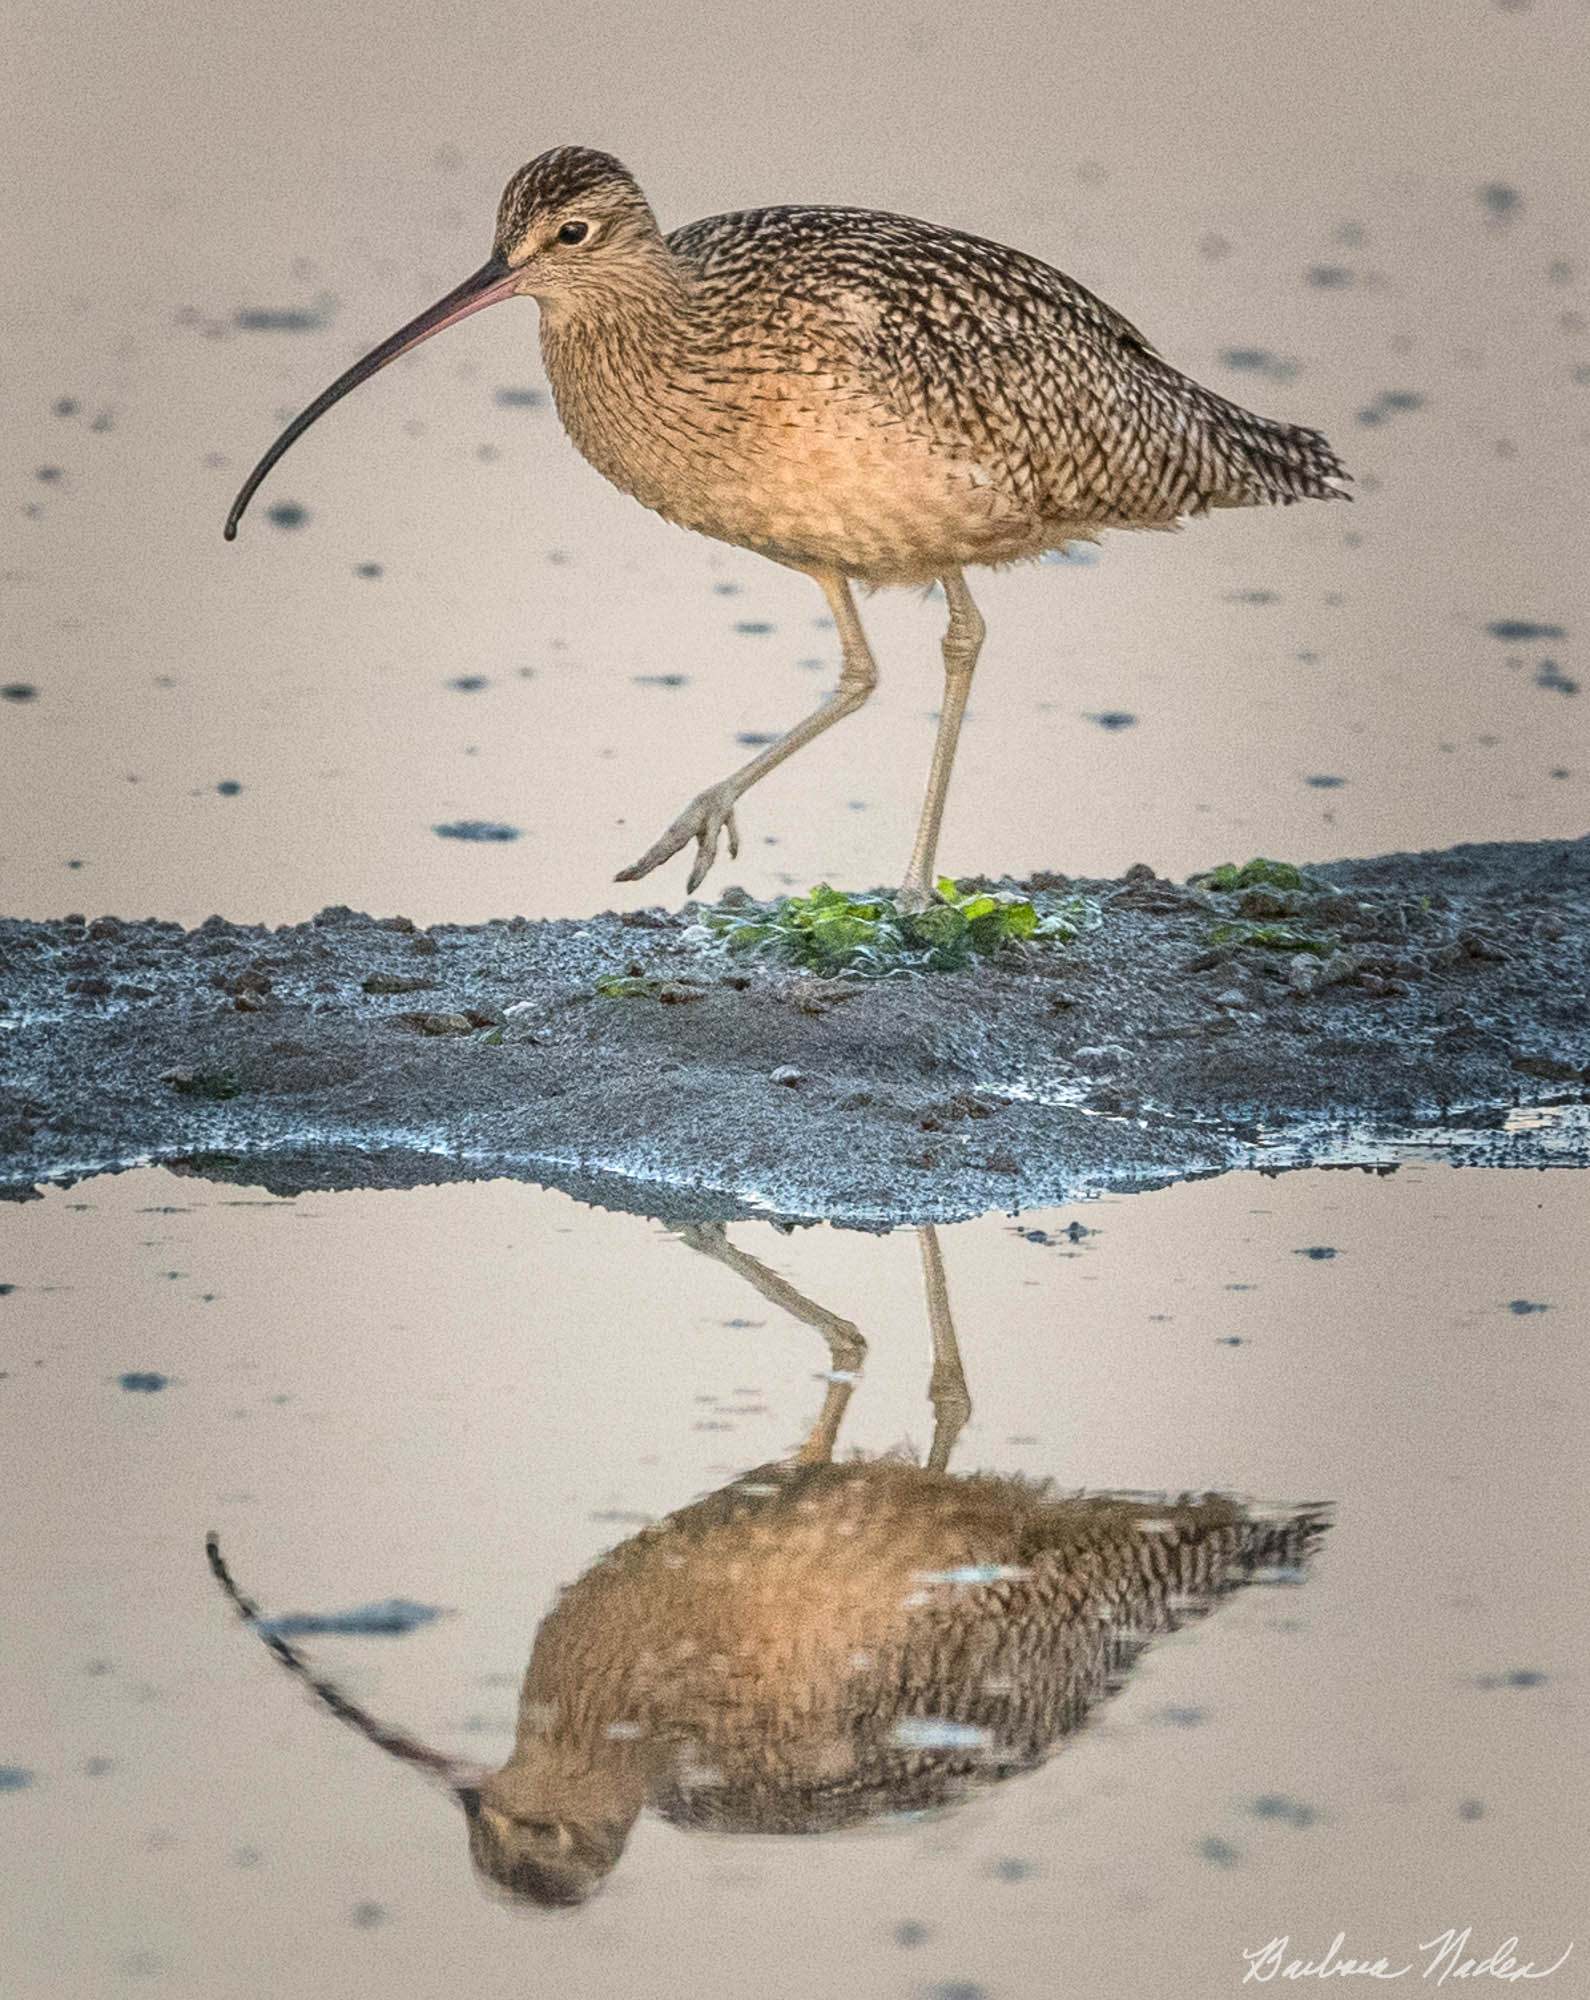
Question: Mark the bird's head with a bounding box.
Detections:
[459,1746,644,1908]
[491,147,664,305]
[223,145,661,540]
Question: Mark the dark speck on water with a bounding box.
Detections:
[1227,589,1279,605]
[733,621,775,635]
[35,466,64,484]
[1085,711,1137,731]
[1535,661,1579,696]
[1154,1706,1207,1727]
[735,731,778,747]
[1305,266,1354,289]
[1296,1246,1339,1259]
[895,1922,931,1949]
[493,386,547,408]
[1358,390,1426,426]
[1219,348,1299,383]
[1249,1793,1319,1828]
[216,780,242,797]
[3,684,39,702]
[1458,1799,1486,1820]
[446,676,489,693]
[53,397,80,417]
[1478,183,1522,222]
[264,502,309,530]
[634,672,689,687]
[118,1372,169,1393]
[1486,620,1566,642]
[989,1856,1036,1881]
[1507,1299,1549,1314]
[354,562,383,579]
[349,1901,389,1929]
[1305,775,1347,789]
[254,1598,448,1639]
[0,1767,36,1792]
[234,303,333,333]
[1198,1836,1242,1868]
[433,820,521,842]
[1474,1668,1548,1689]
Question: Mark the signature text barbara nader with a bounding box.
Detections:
[1241,1930,1575,1984]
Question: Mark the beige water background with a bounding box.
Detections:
[2,1163,1586,2000]
[3,4,1589,1996]
[2,0,1587,924]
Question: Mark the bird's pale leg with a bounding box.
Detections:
[672,1222,866,1464]
[898,570,986,913]
[918,1226,972,1474]
[616,570,880,895]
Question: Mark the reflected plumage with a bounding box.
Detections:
[226,147,1350,904]
[206,1224,1330,1906]
[474,1460,1326,1871]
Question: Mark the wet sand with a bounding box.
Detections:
[4,838,1587,1222]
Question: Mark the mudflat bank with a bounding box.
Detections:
[2,838,1586,1224]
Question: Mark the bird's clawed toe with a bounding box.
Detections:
[615,784,741,894]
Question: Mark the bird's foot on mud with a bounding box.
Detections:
[893,877,937,916]
[616,782,741,894]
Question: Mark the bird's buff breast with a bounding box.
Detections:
[546,347,1041,585]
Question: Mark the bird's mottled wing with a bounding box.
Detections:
[663,200,1347,554]
[668,205,1211,521]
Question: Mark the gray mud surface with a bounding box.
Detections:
[3,838,1588,1224]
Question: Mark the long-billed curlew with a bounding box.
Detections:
[226,146,1350,906]
[206,1225,1330,1905]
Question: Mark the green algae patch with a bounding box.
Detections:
[1208,920,1333,956]
[702,880,1097,976]
[1192,857,1308,893]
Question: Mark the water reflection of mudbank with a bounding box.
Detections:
[208,1225,1330,1906]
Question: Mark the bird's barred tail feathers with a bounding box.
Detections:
[1190,381,1354,508]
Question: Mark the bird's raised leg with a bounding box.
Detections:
[918,1226,972,1474]
[673,1222,867,1463]
[897,569,986,914]
[616,569,879,894]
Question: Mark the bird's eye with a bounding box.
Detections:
[557,220,590,246]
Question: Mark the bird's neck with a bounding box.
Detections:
[538,237,693,347]
[536,256,709,510]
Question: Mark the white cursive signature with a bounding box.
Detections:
[1241,1931,1575,1984]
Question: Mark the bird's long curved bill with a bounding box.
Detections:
[224,255,518,540]
[204,1532,489,1804]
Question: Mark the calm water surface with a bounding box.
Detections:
[3,1164,1583,1999]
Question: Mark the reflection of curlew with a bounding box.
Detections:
[208,1224,1329,1907]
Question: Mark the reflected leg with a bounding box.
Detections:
[918,1225,972,1473]
[674,1223,867,1463]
